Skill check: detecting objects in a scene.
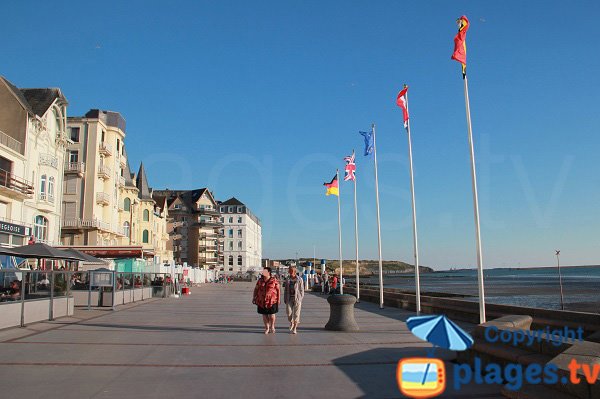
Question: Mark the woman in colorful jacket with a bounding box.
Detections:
[283,266,305,334]
[253,267,281,334]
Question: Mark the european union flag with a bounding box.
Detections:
[359,131,373,156]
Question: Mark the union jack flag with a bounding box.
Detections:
[343,151,356,181]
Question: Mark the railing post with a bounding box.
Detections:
[87,271,92,311]
[66,271,70,316]
[112,271,116,311]
[20,271,26,327]
[49,269,54,321]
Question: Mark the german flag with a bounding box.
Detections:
[451,15,469,78]
[324,174,339,196]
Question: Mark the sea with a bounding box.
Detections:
[361,265,600,313]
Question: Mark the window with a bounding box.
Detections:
[70,127,80,142]
[174,204,181,209]
[238,241,242,250]
[238,217,242,223]
[65,175,77,194]
[228,241,233,250]
[220,217,224,223]
[116,138,120,153]
[237,206,243,213]
[228,229,233,238]
[123,222,130,237]
[40,175,47,198]
[142,230,149,243]
[143,209,150,221]
[34,215,48,241]
[228,217,233,223]
[220,207,225,212]
[48,177,55,201]
[228,256,233,266]
[69,150,78,163]
[238,255,242,266]
[237,229,242,238]
[228,206,233,213]
[124,198,131,211]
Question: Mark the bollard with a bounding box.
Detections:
[325,294,359,331]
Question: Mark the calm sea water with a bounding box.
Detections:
[362,265,600,312]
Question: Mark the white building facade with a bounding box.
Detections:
[219,198,262,275]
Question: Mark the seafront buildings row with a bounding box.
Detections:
[0,76,261,274]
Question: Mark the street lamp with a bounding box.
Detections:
[555,250,564,311]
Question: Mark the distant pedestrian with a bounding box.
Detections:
[284,266,304,334]
[322,272,329,295]
[330,274,338,295]
[252,267,280,334]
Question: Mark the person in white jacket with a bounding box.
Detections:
[283,266,305,334]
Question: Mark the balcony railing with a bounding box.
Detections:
[96,192,110,205]
[0,129,23,154]
[65,162,85,174]
[97,165,112,180]
[0,168,34,197]
[62,218,111,231]
[118,176,125,187]
[98,141,113,156]
[39,192,55,204]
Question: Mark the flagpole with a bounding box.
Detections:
[352,151,360,302]
[372,123,384,308]
[404,88,421,315]
[336,169,344,295]
[463,74,486,323]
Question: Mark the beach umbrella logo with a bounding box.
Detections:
[406,314,474,351]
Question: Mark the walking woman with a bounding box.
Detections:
[252,267,280,334]
[283,266,305,334]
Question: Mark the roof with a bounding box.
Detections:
[20,88,67,116]
[136,163,153,200]
[220,197,245,206]
[123,158,137,188]
[0,76,33,114]
[153,188,216,211]
[152,194,167,212]
[0,77,67,117]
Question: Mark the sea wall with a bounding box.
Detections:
[343,286,600,333]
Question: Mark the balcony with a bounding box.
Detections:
[0,129,23,154]
[39,192,55,204]
[98,141,113,156]
[119,153,127,167]
[96,192,110,206]
[197,207,220,216]
[118,175,125,187]
[197,220,223,228]
[0,169,34,199]
[62,218,111,232]
[65,162,85,176]
[97,165,112,180]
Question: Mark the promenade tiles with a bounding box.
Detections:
[0,283,504,398]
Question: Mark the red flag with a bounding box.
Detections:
[396,86,409,129]
[451,15,469,77]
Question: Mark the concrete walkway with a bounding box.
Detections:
[0,283,504,398]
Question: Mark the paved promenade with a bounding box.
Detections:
[0,283,504,398]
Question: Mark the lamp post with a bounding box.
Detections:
[555,250,564,311]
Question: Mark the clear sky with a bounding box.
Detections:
[3,1,599,269]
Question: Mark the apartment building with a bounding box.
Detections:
[61,110,171,263]
[219,198,262,274]
[153,188,223,269]
[0,76,68,247]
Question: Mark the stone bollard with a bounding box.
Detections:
[325,294,359,331]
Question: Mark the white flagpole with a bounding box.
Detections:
[372,123,384,308]
[336,169,344,295]
[463,74,486,324]
[352,151,360,302]
[404,87,421,315]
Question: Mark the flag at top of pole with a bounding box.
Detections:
[396,85,409,130]
[343,151,356,181]
[359,130,374,156]
[451,15,470,78]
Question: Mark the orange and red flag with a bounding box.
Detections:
[451,15,469,77]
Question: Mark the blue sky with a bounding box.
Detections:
[2,1,599,269]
